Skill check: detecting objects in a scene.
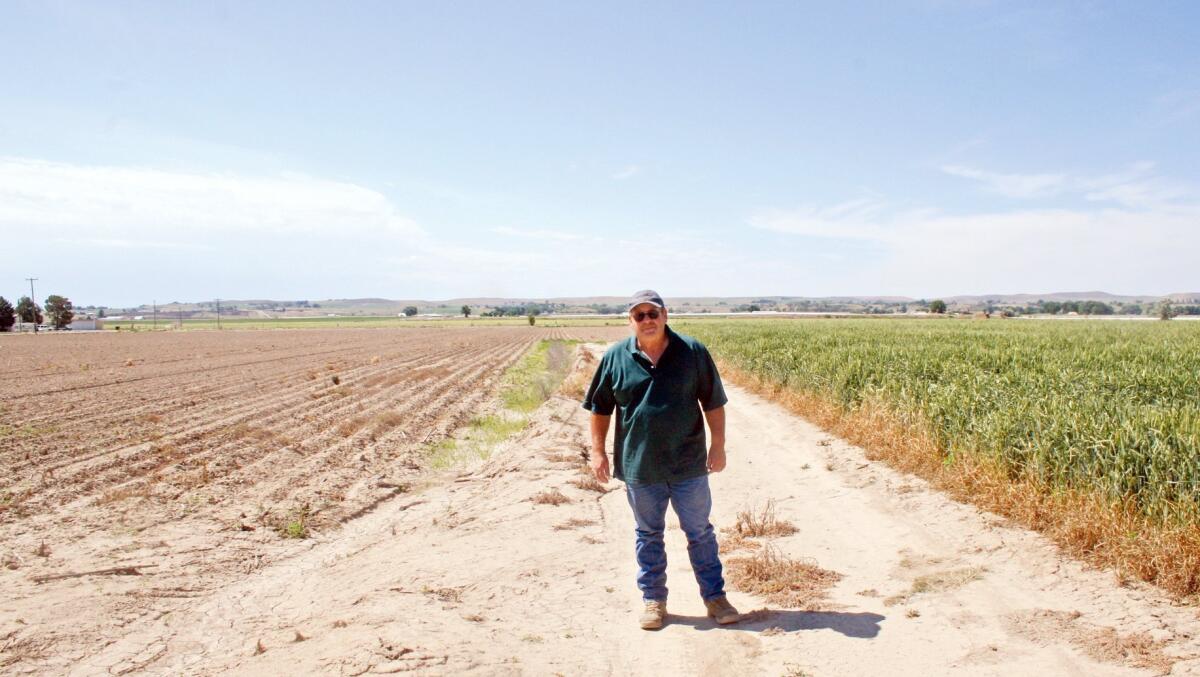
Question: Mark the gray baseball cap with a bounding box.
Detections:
[627,290,666,311]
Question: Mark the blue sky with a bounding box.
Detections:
[2,1,1198,306]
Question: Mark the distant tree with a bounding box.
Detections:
[461,305,471,318]
[16,296,43,325]
[403,306,418,317]
[748,304,761,312]
[44,295,75,329]
[97,307,106,318]
[1081,301,1113,316]
[1040,301,1061,314]
[1123,304,1143,315]
[527,313,536,326]
[0,296,14,332]
[1158,300,1175,321]
[929,299,947,314]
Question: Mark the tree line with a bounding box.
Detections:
[0,294,75,332]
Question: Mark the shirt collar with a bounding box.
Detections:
[627,325,676,355]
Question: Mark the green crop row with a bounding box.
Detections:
[678,319,1200,524]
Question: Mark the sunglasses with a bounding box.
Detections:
[632,310,661,322]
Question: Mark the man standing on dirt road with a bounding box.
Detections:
[582,290,740,630]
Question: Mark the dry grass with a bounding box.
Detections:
[369,411,405,437]
[559,349,597,399]
[421,585,464,603]
[725,544,843,609]
[1012,609,1175,674]
[337,415,370,437]
[545,451,584,465]
[884,567,986,607]
[911,566,986,594]
[568,474,607,493]
[719,532,764,554]
[530,488,571,506]
[97,484,153,505]
[553,517,597,531]
[230,422,285,446]
[726,499,798,538]
[724,364,1200,599]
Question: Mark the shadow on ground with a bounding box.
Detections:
[668,610,885,638]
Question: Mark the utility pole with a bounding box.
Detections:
[216,298,221,330]
[25,277,38,333]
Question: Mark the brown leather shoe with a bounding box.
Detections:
[704,596,740,624]
[639,599,667,630]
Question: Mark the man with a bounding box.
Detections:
[582,290,740,630]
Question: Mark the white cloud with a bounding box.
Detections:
[748,198,897,241]
[941,162,1196,210]
[750,165,1200,295]
[0,157,423,240]
[491,226,585,241]
[51,237,213,250]
[612,165,641,180]
[941,164,1067,199]
[1154,88,1200,123]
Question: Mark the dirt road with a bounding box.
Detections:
[6,345,1200,675]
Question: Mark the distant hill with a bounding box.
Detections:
[100,291,1197,315]
[944,291,1168,305]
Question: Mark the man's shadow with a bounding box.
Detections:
[668,609,885,638]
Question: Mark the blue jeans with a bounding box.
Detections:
[625,474,725,602]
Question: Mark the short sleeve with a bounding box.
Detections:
[582,355,616,415]
[696,343,728,411]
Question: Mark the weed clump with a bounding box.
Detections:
[569,474,607,493]
[553,517,597,531]
[531,488,571,506]
[279,504,311,539]
[725,544,842,609]
[727,499,798,538]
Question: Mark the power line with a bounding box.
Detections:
[25,277,38,333]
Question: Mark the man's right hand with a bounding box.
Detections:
[590,451,610,484]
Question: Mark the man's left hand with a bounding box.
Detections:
[707,445,727,473]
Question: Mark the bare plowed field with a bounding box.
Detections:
[0,326,624,670]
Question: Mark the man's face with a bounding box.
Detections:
[628,303,667,342]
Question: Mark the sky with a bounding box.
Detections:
[2,1,1198,307]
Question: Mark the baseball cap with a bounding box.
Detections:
[627,290,666,311]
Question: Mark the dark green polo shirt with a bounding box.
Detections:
[582,326,728,485]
